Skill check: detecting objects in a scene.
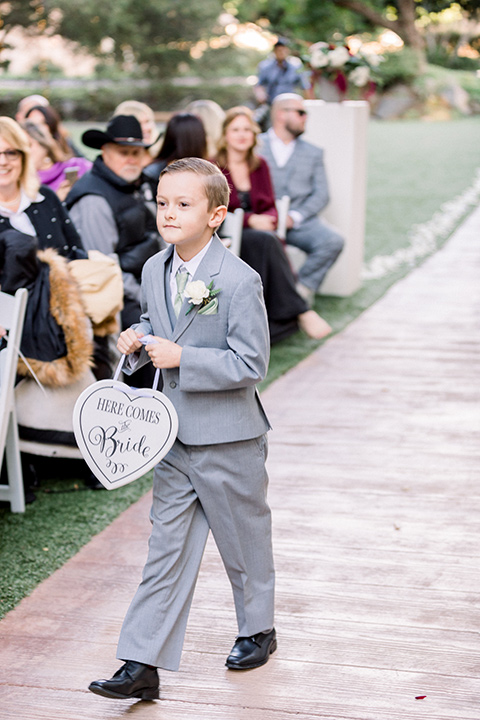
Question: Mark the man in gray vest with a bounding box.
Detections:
[257,93,344,306]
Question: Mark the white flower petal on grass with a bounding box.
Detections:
[362,168,480,280]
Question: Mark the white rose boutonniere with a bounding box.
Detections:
[184,280,221,315]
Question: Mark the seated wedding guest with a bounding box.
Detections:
[66,115,162,384]
[257,93,344,306]
[24,103,83,159]
[14,94,49,124]
[23,121,91,200]
[0,117,95,492]
[184,99,226,158]
[113,100,162,167]
[143,112,207,185]
[0,117,86,265]
[214,106,331,343]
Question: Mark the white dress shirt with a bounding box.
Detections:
[266,129,304,228]
[0,190,45,236]
[169,239,213,307]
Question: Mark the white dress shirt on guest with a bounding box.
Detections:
[265,129,303,229]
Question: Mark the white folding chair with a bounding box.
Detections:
[218,208,244,257]
[275,195,290,241]
[276,195,308,272]
[16,370,94,462]
[0,288,28,512]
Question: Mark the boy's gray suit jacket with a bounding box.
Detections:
[128,235,271,446]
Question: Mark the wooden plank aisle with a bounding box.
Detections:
[1,205,479,719]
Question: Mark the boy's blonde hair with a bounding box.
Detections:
[160,157,230,210]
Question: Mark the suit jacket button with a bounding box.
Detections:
[169,381,177,389]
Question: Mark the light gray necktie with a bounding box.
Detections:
[174,266,189,317]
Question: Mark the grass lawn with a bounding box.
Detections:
[263,116,480,387]
[1,117,480,619]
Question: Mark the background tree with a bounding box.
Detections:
[2,0,480,76]
[0,1,49,70]
[233,0,480,56]
[232,0,370,40]
[1,0,226,75]
[332,0,478,53]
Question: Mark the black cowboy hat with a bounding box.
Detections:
[81,115,151,150]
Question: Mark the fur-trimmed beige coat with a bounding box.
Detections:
[17,248,94,387]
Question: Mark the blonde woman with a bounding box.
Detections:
[0,116,91,383]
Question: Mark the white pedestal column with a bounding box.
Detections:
[303,100,369,297]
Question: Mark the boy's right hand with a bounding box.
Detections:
[117,328,143,355]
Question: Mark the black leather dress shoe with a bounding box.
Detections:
[226,628,277,670]
[88,660,159,700]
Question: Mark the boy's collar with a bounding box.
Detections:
[171,238,213,277]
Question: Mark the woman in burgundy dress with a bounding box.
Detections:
[214,106,331,343]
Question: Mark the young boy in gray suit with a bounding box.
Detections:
[89,158,276,701]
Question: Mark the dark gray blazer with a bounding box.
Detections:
[258,133,330,223]
[128,236,271,446]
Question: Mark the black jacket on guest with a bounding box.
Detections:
[66,156,160,283]
[0,184,85,263]
[0,186,91,375]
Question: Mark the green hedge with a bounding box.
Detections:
[0,80,254,121]
[375,47,421,89]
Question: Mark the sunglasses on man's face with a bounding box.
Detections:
[284,108,307,117]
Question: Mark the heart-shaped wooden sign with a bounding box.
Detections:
[73,379,178,489]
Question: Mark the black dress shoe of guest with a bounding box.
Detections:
[88,660,159,700]
[226,628,277,670]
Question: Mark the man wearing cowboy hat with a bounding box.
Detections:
[67,115,163,381]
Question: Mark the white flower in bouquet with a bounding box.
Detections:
[310,43,329,69]
[327,46,350,68]
[362,52,384,67]
[349,65,371,87]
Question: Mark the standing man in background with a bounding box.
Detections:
[255,38,308,106]
[254,38,309,130]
